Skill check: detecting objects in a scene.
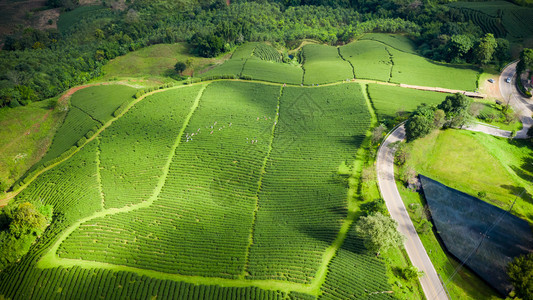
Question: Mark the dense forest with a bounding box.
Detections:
[0,0,524,108]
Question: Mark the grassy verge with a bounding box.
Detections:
[404,129,533,223]
[396,183,502,300]
[0,99,66,192]
[361,84,424,299]
[473,98,523,131]
[362,165,425,299]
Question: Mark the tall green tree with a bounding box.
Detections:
[474,33,497,65]
[437,93,472,128]
[0,202,52,270]
[508,253,533,300]
[174,61,187,75]
[517,48,533,74]
[448,34,473,61]
[494,38,510,63]
[354,212,405,256]
[405,104,437,141]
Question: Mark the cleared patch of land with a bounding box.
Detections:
[102,43,225,80]
[0,99,65,190]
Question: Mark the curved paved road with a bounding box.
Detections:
[500,62,533,139]
[376,125,449,300]
[376,62,533,300]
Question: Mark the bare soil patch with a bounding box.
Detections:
[33,8,60,31]
[0,0,48,36]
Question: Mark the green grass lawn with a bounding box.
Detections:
[367,84,447,121]
[405,129,533,223]
[103,43,224,81]
[397,183,502,300]
[301,44,354,84]
[0,100,66,191]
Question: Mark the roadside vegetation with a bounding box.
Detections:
[1,0,532,298]
[400,130,533,223]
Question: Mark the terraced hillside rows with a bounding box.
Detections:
[447,1,533,39]
[34,85,137,170]
[202,42,303,84]
[301,44,354,84]
[340,35,479,90]
[0,82,393,299]
[58,82,279,278]
[202,37,478,91]
[247,84,371,283]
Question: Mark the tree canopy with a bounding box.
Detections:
[517,48,533,74]
[405,93,472,141]
[0,202,53,270]
[0,0,515,108]
[508,253,533,300]
[354,212,405,255]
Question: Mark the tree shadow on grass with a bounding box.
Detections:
[511,155,533,182]
[500,184,533,205]
[506,138,532,149]
[335,134,367,148]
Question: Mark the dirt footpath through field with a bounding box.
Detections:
[399,84,487,98]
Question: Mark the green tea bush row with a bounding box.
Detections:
[460,9,506,38]
[112,102,130,117]
[253,44,282,63]
[301,44,354,84]
[133,83,175,99]
[99,85,203,208]
[0,265,288,299]
[59,82,280,278]
[13,141,102,223]
[71,85,137,123]
[247,84,372,283]
[318,228,392,300]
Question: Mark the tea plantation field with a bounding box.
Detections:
[201,36,478,91]
[447,1,533,40]
[28,84,137,173]
[367,84,447,121]
[340,36,479,91]
[0,82,396,299]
